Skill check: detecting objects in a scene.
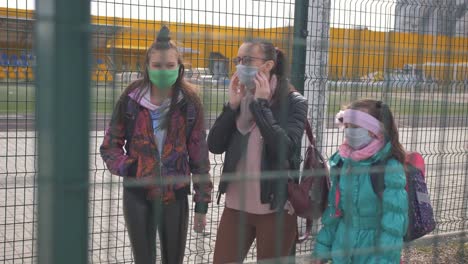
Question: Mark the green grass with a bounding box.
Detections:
[200,86,228,114]
[0,82,228,115]
[90,83,124,115]
[0,83,35,114]
[327,82,411,93]
[328,92,468,115]
[1,83,466,116]
[0,83,36,114]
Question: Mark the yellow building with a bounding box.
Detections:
[328,28,468,81]
[1,7,467,82]
[94,15,293,74]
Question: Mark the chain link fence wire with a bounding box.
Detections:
[0,0,467,263]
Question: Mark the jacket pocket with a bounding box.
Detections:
[120,157,138,177]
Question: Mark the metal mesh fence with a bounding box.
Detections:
[0,0,467,263]
[0,1,37,263]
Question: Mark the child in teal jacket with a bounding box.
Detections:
[313,99,408,264]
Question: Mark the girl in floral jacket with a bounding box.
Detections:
[100,26,212,264]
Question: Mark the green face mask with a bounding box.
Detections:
[147,66,180,90]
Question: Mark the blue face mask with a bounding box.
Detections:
[236,64,258,91]
[344,127,373,150]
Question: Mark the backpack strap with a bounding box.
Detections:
[335,159,344,179]
[334,159,344,217]
[304,119,317,147]
[185,102,197,142]
[124,96,140,153]
[290,89,316,148]
[335,158,386,206]
[369,159,387,199]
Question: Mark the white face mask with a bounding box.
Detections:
[344,127,373,150]
[236,64,258,91]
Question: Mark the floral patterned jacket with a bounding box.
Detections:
[100,91,212,213]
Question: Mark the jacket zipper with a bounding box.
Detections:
[147,111,163,198]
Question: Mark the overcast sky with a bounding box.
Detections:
[0,0,396,30]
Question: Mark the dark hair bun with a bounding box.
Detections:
[157,26,171,43]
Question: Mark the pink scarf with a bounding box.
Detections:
[338,137,385,161]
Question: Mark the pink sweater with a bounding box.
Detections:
[225,160,276,214]
[225,127,276,214]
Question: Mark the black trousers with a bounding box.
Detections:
[123,188,189,264]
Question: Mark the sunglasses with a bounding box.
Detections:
[232,56,267,65]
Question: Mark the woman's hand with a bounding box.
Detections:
[254,71,271,100]
[193,213,206,233]
[228,72,245,110]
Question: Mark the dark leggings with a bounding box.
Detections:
[123,188,189,264]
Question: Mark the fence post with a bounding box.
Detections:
[291,0,309,94]
[304,0,331,145]
[36,0,90,263]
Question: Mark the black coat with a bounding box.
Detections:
[207,92,308,210]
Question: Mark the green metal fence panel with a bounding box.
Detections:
[0,1,37,264]
[0,0,467,263]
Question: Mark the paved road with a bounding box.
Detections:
[1,127,467,263]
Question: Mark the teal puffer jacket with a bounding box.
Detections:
[314,143,408,264]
